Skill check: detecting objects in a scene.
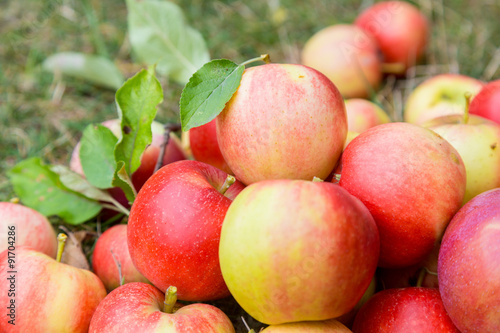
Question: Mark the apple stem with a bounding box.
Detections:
[241,316,255,333]
[312,176,324,182]
[415,267,426,288]
[218,175,236,195]
[239,54,271,67]
[155,123,182,173]
[333,173,341,183]
[163,286,178,314]
[463,92,472,124]
[56,233,68,263]
[381,62,406,75]
[9,197,20,204]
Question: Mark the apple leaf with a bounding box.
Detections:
[7,158,102,225]
[114,65,163,179]
[179,59,244,131]
[126,0,210,84]
[112,162,136,204]
[42,52,124,90]
[80,124,118,189]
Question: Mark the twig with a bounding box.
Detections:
[154,123,181,173]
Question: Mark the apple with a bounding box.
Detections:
[0,234,106,332]
[189,118,232,174]
[301,24,382,99]
[92,224,149,291]
[351,287,460,332]
[0,201,57,258]
[219,179,379,325]
[438,188,500,333]
[261,319,352,332]
[336,276,377,329]
[216,63,347,185]
[403,74,484,124]
[424,113,500,204]
[128,160,245,301]
[70,118,187,197]
[89,282,235,332]
[344,98,391,133]
[469,79,500,124]
[339,122,466,268]
[355,1,429,72]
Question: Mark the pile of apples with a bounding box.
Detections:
[1,1,500,332]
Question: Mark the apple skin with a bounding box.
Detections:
[301,24,382,99]
[216,63,347,185]
[89,282,235,333]
[344,98,390,133]
[351,287,460,332]
[219,179,379,325]
[0,202,57,258]
[424,114,500,204]
[189,118,232,174]
[0,246,107,333]
[261,319,352,332]
[403,74,484,124]
[128,160,245,302]
[438,188,500,333]
[469,79,500,125]
[355,1,429,71]
[92,224,149,292]
[339,122,466,268]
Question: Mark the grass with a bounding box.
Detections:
[0,0,499,330]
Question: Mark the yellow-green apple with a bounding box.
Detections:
[89,283,235,333]
[0,201,57,258]
[128,160,245,301]
[344,98,390,133]
[0,235,106,332]
[301,24,382,98]
[424,114,500,204]
[355,1,429,72]
[403,74,484,124]
[189,118,232,174]
[216,63,347,185]
[261,319,352,332]
[92,224,149,291]
[351,288,460,332]
[339,122,466,268]
[438,188,500,333]
[70,118,187,198]
[469,79,500,124]
[219,179,379,325]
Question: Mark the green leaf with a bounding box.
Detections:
[7,158,102,225]
[80,124,119,189]
[112,161,136,204]
[114,66,163,178]
[42,52,124,90]
[179,59,244,131]
[126,0,210,84]
[50,165,116,203]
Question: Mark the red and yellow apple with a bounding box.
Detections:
[219,179,379,325]
[216,63,347,185]
[261,319,352,332]
[344,98,390,133]
[469,79,500,124]
[301,24,382,98]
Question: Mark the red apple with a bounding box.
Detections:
[339,122,466,268]
[355,1,429,71]
[438,188,500,333]
[0,201,57,258]
[344,98,390,133]
[424,113,500,204]
[89,282,235,332]
[189,118,232,174]
[301,24,383,98]
[0,235,106,332]
[403,74,484,124]
[352,287,460,332]
[219,179,379,325]
[216,63,347,185]
[469,79,500,124]
[92,224,149,291]
[128,160,245,301]
[261,319,352,332]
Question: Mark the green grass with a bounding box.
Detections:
[0,0,499,330]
